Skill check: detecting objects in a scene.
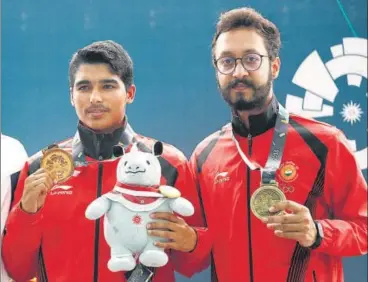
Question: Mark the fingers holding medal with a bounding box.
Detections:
[250,181,286,220]
[20,144,74,214]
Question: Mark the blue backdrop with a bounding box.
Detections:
[1,1,367,281]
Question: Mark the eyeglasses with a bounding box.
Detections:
[214,53,269,75]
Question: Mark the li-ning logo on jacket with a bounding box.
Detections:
[50,185,73,196]
[214,172,230,184]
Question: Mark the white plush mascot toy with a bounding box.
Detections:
[85,141,194,272]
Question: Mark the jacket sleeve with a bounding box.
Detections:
[314,130,367,256]
[2,161,43,281]
[170,159,212,277]
[1,138,28,235]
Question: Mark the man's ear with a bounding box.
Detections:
[125,84,136,104]
[70,87,75,107]
[271,57,281,80]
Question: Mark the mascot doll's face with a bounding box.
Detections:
[116,142,163,187]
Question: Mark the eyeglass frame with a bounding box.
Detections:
[213,53,269,75]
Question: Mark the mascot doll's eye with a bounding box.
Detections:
[146,160,151,165]
[124,161,128,166]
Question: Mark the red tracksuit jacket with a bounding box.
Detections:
[190,99,367,282]
[2,123,211,282]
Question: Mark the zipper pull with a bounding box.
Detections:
[96,134,104,161]
[248,133,253,156]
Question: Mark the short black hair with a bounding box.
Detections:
[69,40,133,90]
[212,7,281,61]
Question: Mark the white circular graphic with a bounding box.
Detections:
[286,37,367,170]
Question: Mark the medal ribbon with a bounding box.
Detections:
[233,103,290,184]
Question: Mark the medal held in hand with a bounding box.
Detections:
[41,145,74,183]
[250,181,286,219]
[251,104,289,220]
[233,102,290,220]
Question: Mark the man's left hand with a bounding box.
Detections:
[147,212,197,252]
[263,200,317,247]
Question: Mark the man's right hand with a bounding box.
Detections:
[20,168,55,213]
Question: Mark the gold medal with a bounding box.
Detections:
[41,145,74,183]
[250,181,286,219]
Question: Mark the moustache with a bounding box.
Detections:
[85,105,110,114]
[227,79,255,90]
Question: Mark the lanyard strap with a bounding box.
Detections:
[232,103,289,184]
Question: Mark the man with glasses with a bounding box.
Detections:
[189,7,367,282]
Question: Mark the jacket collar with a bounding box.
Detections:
[231,95,279,137]
[71,118,136,166]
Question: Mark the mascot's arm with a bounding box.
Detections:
[169,197,194,217]
[85,196,112,220]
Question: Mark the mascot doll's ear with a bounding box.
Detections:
[113,145,125,158]
[153,141,163,156]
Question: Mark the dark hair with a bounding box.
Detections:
[212,7,281,61]
[69,40,133,90]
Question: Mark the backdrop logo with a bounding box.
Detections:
[285,37,367,170]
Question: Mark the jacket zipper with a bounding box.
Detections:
[247,133,254,282]
[93,138,104,282]
[39,247,49,282]
[312,271,317,282]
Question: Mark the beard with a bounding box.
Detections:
[219,71,273,111]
